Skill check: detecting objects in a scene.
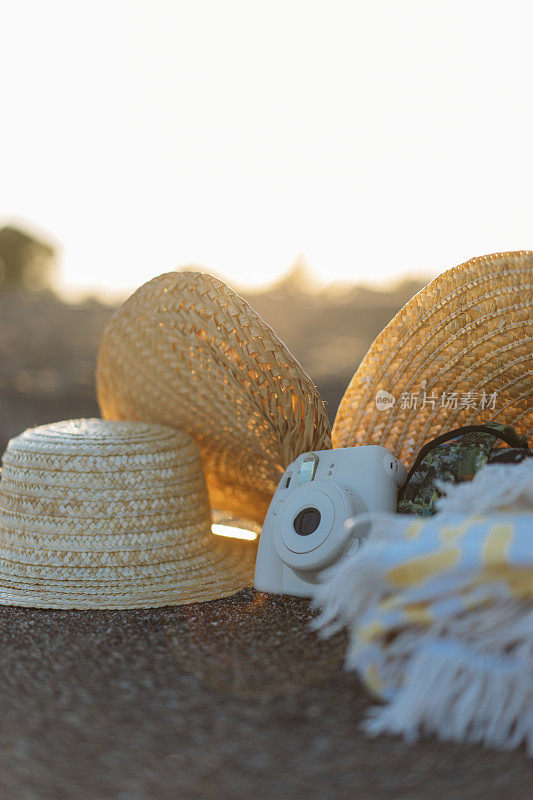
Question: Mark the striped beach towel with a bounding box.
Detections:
[313,458,533,754]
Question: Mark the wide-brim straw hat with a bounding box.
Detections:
[333,251,533,465]
[0,418,256,609]
[96,271,331,524]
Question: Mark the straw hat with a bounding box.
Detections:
[333,251,533,466]
[96,271,331,524]
[0,418,256,609]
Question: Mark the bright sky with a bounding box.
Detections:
[1,0,531,299]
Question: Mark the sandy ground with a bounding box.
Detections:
[0,588,531,800]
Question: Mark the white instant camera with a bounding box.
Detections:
[254,446,407,597]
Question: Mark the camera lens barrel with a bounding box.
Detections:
[293,507,321,536]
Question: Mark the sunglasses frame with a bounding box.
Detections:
[398,424,528,503]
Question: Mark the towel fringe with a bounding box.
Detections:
[363,629,533,755]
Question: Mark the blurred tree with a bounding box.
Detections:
[0,225,56,291]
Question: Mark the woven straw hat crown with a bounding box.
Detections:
[0,419,255,609]
[333,251,533,464]
[97,271,331,524]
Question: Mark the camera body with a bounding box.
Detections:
[254,446,407,597]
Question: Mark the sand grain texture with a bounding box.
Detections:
[0,589,531,800]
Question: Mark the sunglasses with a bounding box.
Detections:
[398,423,530,516]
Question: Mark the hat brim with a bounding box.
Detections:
[0,533,256,610]
[96,271,331,525]
[333,251,533,465]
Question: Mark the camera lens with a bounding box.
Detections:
[293,508,321,536]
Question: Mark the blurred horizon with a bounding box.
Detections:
[0,217,436,304]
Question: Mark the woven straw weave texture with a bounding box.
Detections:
[96,271,331,524]
[0,419,255,609]
[333,251,533,466]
